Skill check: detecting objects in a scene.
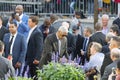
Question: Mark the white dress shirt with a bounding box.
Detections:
[9,32,17,55]
[27,25,37,43]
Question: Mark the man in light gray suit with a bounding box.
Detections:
[39,26,69,68]
[0,40,15,79]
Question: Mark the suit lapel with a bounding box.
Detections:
[52,34,59,53]
[12,33,18,50]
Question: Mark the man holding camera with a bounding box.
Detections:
[8,5,29,37]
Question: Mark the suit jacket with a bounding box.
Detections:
[0,26,9,41]
[73,34,84,60]
[39,24,54,40]
[7,14,29,37]
[39,33,69,67]
[3,33,27,66]
[67,32,76,54]
[101,60,119,80]
[89,32,107,46]
[0,55,15,78]
[100,52,113,76]
[113,17,120,29]
[26,27,43,65]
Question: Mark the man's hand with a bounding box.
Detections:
[15,62,21,68]
[33,59,39,64]
[80,49,84,55]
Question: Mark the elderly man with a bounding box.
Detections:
[101,14,109,35]
[102,48,120,80]
[39,25,69,68]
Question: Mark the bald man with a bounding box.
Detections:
[8,5,29,37]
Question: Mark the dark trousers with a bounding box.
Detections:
[29,64,39,80]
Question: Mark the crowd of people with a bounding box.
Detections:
[1,4,120,80]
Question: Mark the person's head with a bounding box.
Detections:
[90,42,102,55]
[83,27,93,37]
[72,25,79,35]
[74,11,81,19]
[109,36,120,51]
[15,5,24,16]
[57,26,68,39]
[0,40,4,54]
[102,14,109,27]
[0,16,3,26]
[50,14,58,24]
[105,32,115,43]
[94,22,102,31]
[28,16,39,28]
[43,18,51,28]
[116,60,120,75]
[110,24,120,36]
[62,21,70,29]
[9,21,18,34]
[110,48,120,61]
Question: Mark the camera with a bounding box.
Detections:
[11,12,19,19]
[11,12,16,19]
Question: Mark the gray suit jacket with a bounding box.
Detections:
[0,55,15,79]
[101,60,118,80]
[39,33,69,68]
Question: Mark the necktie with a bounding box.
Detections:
[83,38,87,51]
[8,35,14,55]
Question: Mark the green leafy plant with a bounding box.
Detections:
[8,77,32,80]
[37,62,85,80]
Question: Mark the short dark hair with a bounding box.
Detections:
[0,40,4,52]
[9,20,18,27]
[110,24,120,36]
[29,16,39,25]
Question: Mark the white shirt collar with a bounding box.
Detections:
[0,25,2,29]
[19,13,23,20]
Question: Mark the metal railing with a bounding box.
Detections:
[0,0,118,17]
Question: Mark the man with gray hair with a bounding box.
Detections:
[39,26,69,68]
[102,48,120,80]
[101,14,109,35]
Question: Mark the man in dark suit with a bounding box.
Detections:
[89,22,107,46]
[113,14,120,30]
[0,40,15,79]
[0,16,9,41]
[3,21,27,76]
[25,16,43,79]
[39,25,69,68]
[39,18,54,41]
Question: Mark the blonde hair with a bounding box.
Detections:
[111,48,120,59]
[58,26,68,33]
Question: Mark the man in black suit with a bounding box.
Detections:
[113,14,120,30]
[89,22,107,46]
[25,16,43,79]
[0,16,9,41]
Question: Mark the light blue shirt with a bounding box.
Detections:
[85,52,104,72]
